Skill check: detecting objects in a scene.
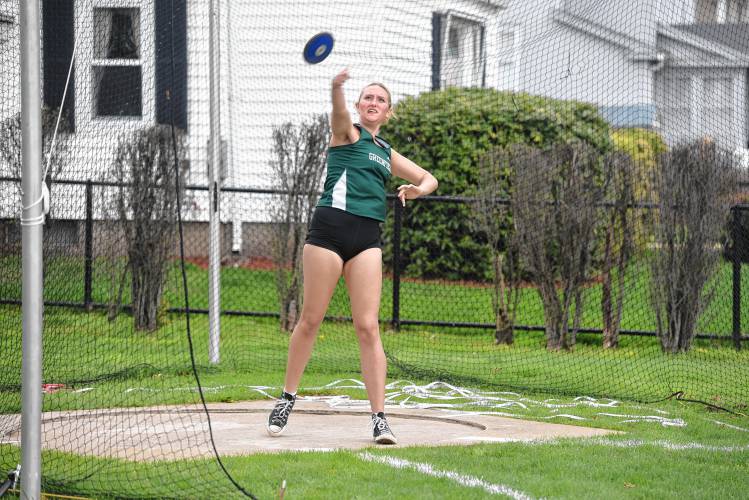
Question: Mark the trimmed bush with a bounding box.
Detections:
[380,87,612,281]
[610,128,668,249]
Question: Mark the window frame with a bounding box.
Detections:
[434,10,487,90]
[496,24,522,92]
[91,6,143,119]
[695,0,748,22]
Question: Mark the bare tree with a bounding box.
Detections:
[601,151,636,349]
[649,139,737,353]
[109,125,187,332]
[269,114,329,332]
[471,147,521,345]
[0,106,71,193]
[511,142,608,351]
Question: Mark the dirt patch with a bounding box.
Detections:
[182,256,278,271]
[8,400,617,460]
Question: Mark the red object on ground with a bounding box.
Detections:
[42,383,66,394]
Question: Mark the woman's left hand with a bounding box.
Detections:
[397,184,424,207]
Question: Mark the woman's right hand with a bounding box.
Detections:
[332,68,350,88]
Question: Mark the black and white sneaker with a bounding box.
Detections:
[267,392,296,436]
[371,412,397,445]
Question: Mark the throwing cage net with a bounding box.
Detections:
[1,0,748,497]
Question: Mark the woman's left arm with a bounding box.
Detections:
[390,149,438,207]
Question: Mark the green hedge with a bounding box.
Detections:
[610,128,668,250]
[380,87,612,281]
[610,128,667,199]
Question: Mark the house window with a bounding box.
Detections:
[656,72,740,148]
[695,0,748,22]
[701,77,734,146]
[0,15,13,44]
[656,76,693,145]
[433,12,485,89]
[497,27,521,91]
[725,0,749,21]
[93,8,142,117]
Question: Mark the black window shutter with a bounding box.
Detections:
[42,0,75,131]
[155,0,187,131]
[432,13,443,91]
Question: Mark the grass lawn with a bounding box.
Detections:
[1,383,748,499]
[1,257,748,498]
[2,254,748,333]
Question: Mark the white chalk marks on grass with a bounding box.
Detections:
[358,451,536,499]
[707,419,749,433]
[518,437,749,453]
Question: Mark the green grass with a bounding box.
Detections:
[1,258,749,498]
[1,399,748,498]
[1,308,747,414]
[2,255,748,334]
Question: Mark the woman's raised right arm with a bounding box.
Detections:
[330,68,355,145]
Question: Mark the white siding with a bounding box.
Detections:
[562,0,659,45]
[499,0,655,107]
[186,0,506,239]
[72,0,156,174]
[656,66,747,148]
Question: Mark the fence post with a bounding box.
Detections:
[732,206,742,351]
[84,180,93,310]
[391,198,402,331]
[19,0,43,494]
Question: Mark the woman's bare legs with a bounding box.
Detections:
[343,248,386,413]
[283,244,343,393]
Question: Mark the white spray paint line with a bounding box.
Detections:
[117,378,745,435]
[436,410,525,419]
[590,438,749,453]
[359,452,535,499]
[707,419,749,433]
[516,437,749,453]
[455,437,530,443]
[540,414,589,421]
[596,413,686,427]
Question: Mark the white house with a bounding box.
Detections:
[496,0,749,147]
[1,0,746,253]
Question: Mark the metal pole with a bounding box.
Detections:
[732,207,742,351]
[84,180,93,311]
[207,0,221,363]
[392,199,402,331]
[20,0,44,497]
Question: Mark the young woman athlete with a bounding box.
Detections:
[267,68,438,444]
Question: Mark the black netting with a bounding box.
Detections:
[1,0,748,497]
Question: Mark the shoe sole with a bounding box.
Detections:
[374,435,397,445]
[266,424,287,437]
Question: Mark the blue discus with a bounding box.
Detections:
[303,32,334,64]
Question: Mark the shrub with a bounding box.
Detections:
[0,106,72,192]
[470,148,521,344]
[648,140,738,353]
[610,128,668,249]
[510,142,609,351]
[109,125,187,332]
[380,87,611,281]
[268,114,329,331]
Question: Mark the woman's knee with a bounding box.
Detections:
[295,315,324,337]
[354,319,380,344]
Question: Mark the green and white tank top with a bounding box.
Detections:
[317,124,392,222]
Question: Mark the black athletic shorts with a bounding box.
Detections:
[306,206,382,262]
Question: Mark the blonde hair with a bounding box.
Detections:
[357,82,395,119]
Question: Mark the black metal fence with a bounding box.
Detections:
[1,177,747,348]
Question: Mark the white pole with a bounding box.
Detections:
[208,0,221,364]
[19,0,44,496]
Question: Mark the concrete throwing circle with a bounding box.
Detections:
[2,399,615,461]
